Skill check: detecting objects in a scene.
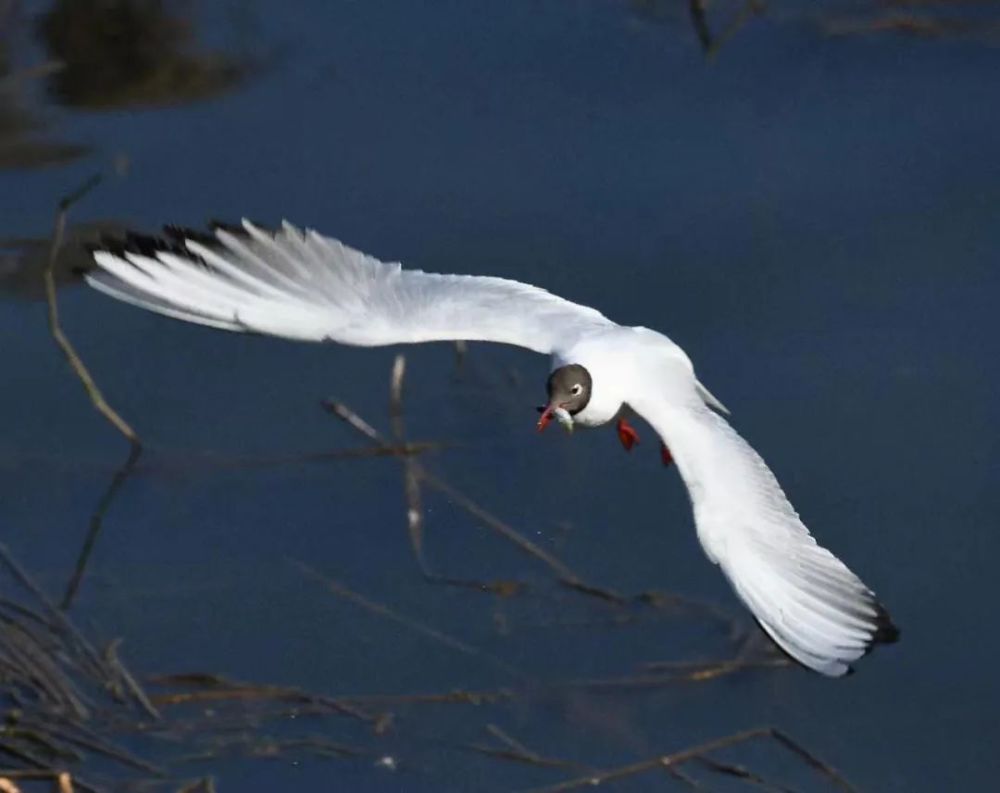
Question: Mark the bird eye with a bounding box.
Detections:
[571,384,582,396]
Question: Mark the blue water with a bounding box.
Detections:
[2,1,998,790]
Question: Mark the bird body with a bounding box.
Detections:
[86,220,898,677]
[550,326,669,427]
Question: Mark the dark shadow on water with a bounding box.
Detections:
[0,220,126,300]
[0,43,90,170]
[36,0,261,110]
[0,0,267,172]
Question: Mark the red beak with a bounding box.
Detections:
[536,403,562,432]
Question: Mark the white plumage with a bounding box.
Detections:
[86,220,898,676]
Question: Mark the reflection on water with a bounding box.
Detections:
[37,0,257,109]
[0,46,89,169]
[0,220,126,299]
[0,0,261,170]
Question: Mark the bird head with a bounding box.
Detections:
[536,363,592,433]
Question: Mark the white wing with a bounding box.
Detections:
[85,220,613,354]
[628,376,898,677]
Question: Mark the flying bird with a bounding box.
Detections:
[86,220,898,677]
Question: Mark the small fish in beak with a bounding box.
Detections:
[536,403,575,433]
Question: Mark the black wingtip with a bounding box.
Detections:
[87,230,183,258]
[869,602,900,646]
[753,598,899,678]
[87,220,278,261]
[86,221,255,266]
[163,224,219,247]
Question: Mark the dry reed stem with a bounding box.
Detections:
[688,0,765,56]
[388,354,429,573]
[102,638,160,720]
[291,559,523,679]
[43,173,139,447]
[60,445,142,611]
[0,771,82,793]
[465,724,594,774]
[143,672,377,724]
[695,755,795,792]
[38,174,144,611]
[663,764,709,790]
[322,397,630,604]
[521,726,858,793]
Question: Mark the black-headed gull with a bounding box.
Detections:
[86,220,898,677]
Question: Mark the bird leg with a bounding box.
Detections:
[616,418,640,452]
[660,442,673,467]
[616,417,672,466]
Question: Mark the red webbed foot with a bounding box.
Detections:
[616,418,641,452]
[660,442,674,468]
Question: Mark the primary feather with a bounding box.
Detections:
[628,384,898,676]
[86,220,611,353]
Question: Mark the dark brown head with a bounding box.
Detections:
[536,364,592,432]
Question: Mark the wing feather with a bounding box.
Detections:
[85,221,612,353]
[629,381,898,677]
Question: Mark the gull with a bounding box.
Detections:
[86,220,898,677]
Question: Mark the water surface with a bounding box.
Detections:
[2,1,998,790]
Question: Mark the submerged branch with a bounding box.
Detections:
[291,559,524,679]
[321,397,628,604]
[43,173,140,446]
[61,444,142,611]
[521,726,858,793]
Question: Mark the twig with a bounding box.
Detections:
[43,174,144,610]
[173,733,366,764]
[663,764,710,790]
[0,620,90,717]
[61,445,142,611]
[290,559,523,679]
[465,724,594,774]
[695,755,794,793]
[689,0,765,57]
[521,726,858,793]
[689,0,713,50]
[333,688,514,707]
[143,672,377,724]
[769,729,857,791]
[102,638,161,720]
[388,354,429,574]
[44,172,140,446]
[709,0,765,57]
[322,398,627,604]
[136,442,448,474]
[0,778,21,793]
[416,468,585,586]
[0,771,88,793]
[43,173,142,609]
[639,657,791,682]
[0,543,108,684]
[11,716,160,776]
[485,724,535,759]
